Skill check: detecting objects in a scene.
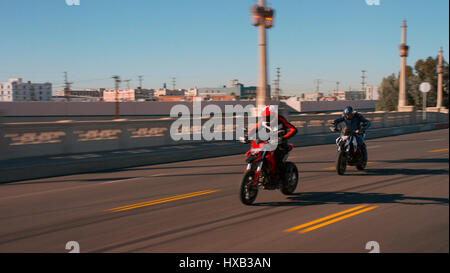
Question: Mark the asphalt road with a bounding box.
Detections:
[0,129,448,253]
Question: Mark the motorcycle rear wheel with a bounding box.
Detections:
[356,147,368,170]
[240,172,258,205]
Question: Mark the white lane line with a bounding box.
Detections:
[0,177,148,201]
[0,183,110,201]
[425,139,445,142]
[0,165,236,201]
[367,145,381,149]
[149,173,172,177]
[101,177,142,184]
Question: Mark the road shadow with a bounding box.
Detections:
[118,163,246,172]
[348,168,448,176]
[0,176,140,186]
[373,158,449,164]
[292,161,334,164]
[254,192,449,207]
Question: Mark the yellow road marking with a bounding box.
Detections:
[284,205,369,232]
[107,190,219,212]
[323,162,374,170]
[428,148,449,153]
[299,206,378,233]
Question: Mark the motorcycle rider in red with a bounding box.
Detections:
[246,105,298,179]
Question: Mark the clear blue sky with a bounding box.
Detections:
[0,0,448,95]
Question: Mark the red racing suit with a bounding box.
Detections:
[248,115,298,174]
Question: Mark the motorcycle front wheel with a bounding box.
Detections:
[240,171,258,205]
[336,150,347,175]
[281,162,299,195]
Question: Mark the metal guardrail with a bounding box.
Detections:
[0,111,448,161]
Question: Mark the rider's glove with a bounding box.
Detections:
[239,135,249,144]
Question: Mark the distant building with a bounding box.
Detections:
[197,86,241,97]
[157,96,185,102]
[345,91,365,100]
[211,95,237,101]
[240,86,259,100]
[197,83,270,100]
[135,88,155,101]
[56,88,105,98]
[302,92,324,101]
[0,78,52,101]
[331,90,365,101]
[321,96,337,101]
[365,85,380,100]
[184,88,198,97]
[154,88,185,97]
[331,91,346,101]
[103,89,135,102]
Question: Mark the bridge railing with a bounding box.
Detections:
[0,111,447,161]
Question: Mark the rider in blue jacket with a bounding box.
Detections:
[332,106,371,159]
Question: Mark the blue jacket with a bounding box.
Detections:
[333,112,371,133]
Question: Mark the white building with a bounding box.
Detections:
[184,88,198,97]
[366,85,380,100]
[302,92,324,101]
[154,88,185,97]
[0,78,52,101]
[103,89,135,102]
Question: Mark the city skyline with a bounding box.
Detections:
[0,0,448,95]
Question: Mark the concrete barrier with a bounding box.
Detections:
[0,111,448,161]
[0,110,448,183]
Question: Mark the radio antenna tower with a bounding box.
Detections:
[123,79,131,90]
[138,75,143,89]
[361,70,367,99]
[274,67,281,100]
[64,71,73,102]
[314,79,323,93]
[172,77,176,90]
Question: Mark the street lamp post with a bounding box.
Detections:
[251,0,274,112]
[420,82,431,121]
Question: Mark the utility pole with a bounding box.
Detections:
[314,79,322,93]
[172,77,176,90]
[112,75,121,120]
[123,79,131,90]
[64,71,73,102]
[336,81,340,92]
[251,0,274,111]
[361,70,367,99]
[138,75,143,90]
[274,67,281,100]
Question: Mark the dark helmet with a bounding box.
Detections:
[343,106,354,119]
